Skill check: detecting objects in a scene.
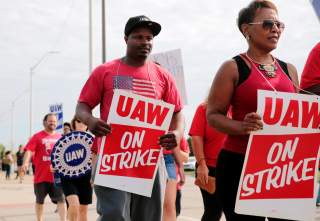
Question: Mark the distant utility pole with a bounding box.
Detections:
[10,88,28,149]
[101,0,106,63]
[89,0,93,74]
[29,51,59,138]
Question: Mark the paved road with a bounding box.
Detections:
[0,173,207,221]
[0,172,319,221]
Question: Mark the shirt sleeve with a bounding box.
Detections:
[78,65,106,109]
[24,135,37,152]
[300,43,320,89]
[189,104,206,137]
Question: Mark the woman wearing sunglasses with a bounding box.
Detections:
[206,1,299,221]
[60,117,92,221]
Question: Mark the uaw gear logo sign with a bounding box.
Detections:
[51,131,93,179]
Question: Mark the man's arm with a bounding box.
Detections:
[21,150,32,173]
[76,102,111,137]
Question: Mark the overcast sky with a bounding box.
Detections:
[0,0,319,150]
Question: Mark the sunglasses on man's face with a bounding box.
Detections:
[249,19,285,31]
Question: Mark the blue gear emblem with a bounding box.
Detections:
[51,131,94,179]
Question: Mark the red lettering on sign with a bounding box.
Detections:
[263,97,283,125]
[147,103,169,127]
[301,101,320,128]
[263,97,320,129]
[116,95,169,127]
[280,100,299,127]
[117,95,133,117]
[130,101,145,122]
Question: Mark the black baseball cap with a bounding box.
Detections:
[124,15,161,37]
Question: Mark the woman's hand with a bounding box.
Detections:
[241,112,263,134]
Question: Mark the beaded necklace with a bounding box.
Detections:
[245,53,277,78]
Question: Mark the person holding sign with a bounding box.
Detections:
[59,117,92,221]
[189,102,226,221]
[22,113,66,221]
[206,1,299,221]
[76,15,184,221]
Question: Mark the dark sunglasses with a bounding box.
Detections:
[249,19,285,30]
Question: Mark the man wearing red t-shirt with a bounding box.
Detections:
[76,15,184,221]
[22,113,66,221]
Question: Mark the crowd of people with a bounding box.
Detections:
[2,0,320,221]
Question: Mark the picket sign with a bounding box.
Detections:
[51,131,94,179]
[235,90,320,221]
[94,89,174,197]
[150,49,188,105]
[49,103,63,131]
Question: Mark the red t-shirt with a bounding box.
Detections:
[189,103,226,167]
[300,42,320,89]
[25,130,61,183]
[82,59,183,154]
[79,59,183,121]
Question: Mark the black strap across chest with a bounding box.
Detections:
[233,55,291,86]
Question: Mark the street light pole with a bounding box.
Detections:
[29,51,59,138]
[10,88,28,149]
[101,0,106,63]
[89,0,93,74]
[10,101,14,149]
[29,68,33,139]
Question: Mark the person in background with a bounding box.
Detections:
[189,101,226,221]
[15,145,25,183]
[206,1,298,220]
[54,122,72,213]
[3,150,13,180]
[63,122,72,135]
[162,141,185,221]
[22,113,66,221]
[59,117,92,221]
[175,137,189,217]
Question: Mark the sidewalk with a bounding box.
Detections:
[0,172,206,221]
[1,172,319,221]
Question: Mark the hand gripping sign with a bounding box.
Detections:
[235,90,320,221]
[51,131,94,179]
[94,89,174,197]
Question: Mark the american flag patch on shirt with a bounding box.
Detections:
[113,75,156,98]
